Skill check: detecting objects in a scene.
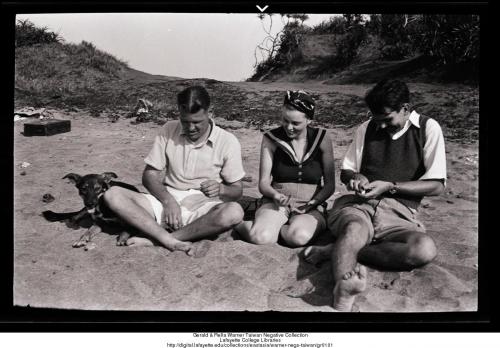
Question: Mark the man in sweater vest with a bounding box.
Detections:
[304,79,447,311]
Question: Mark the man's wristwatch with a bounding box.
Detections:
[388,182,398,195]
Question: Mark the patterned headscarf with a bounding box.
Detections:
[284,90,315,119]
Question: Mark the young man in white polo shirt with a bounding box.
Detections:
[104,86,245,255]
[304,79,447,311]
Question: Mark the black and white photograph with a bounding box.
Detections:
[11,9,480,315]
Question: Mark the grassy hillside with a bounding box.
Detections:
[249,14,479,84]
[14,20,478,143]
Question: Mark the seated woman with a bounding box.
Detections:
[236,90,335,246]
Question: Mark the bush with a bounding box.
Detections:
[312,16,347,34]
[411,15,479,67]
[15,19,63,47]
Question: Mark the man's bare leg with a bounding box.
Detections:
[357,231,437,271]
[328,217,371,311]
[126,202,244,247]
[103,187,193,254]
[304,231,437,271]
[171,202,244,241]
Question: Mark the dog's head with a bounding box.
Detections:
[63,172,118,210]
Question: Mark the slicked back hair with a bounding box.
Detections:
[177,86,211,114]
[365,79,410,115]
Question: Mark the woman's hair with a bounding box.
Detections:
[177,85,211,113]
[364,79,410,115]
[283,90,315,119]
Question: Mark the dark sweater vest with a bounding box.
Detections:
[360,115,429,209]
[265,126,326,185]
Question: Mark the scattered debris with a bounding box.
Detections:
[108,114,120,123]
[14,107,46,118]
[20,161,31,168]
[14,107,54,120]
[464,155,478,165]
[42,193,55,203]
[130,98,154,123]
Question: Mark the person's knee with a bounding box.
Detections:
[246,225,278,245]
[103,186,126,209]
[281,226,313,247]
[216,202,244,228]
[407,234,437,267]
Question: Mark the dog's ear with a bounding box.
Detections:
[63,173,81,184]
[101,172,118,183]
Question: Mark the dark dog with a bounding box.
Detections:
[42,172,139,248]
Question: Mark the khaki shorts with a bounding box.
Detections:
[258,181,326,229]
[327,194,426,243]
[144,186,222,226]
[258,199,326,230]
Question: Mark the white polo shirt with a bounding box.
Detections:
[144,119,246,191]
[342,111,447,182]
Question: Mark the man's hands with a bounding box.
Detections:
[347,173,370,194]
[162,198,183,231]
[348,177,393,200]
[200,180,221,198]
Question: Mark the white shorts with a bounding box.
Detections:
[143,186,222,226]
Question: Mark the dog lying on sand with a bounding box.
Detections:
[42,172,139,248]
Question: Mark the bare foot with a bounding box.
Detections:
[333,264,367,312]
[173,241,195,256]
[126,236,194,256]
[302,244,334,265]
[126,236,155,247]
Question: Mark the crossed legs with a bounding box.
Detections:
[303,214,437,311]
[103,186,244,253]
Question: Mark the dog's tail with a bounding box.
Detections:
[42,210,82,222]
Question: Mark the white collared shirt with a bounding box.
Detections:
[342,111,447,182]
[144,119,246,190]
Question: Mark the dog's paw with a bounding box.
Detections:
[72,239,88,248]
[116,231,131,246]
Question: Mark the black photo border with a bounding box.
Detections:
[1,0,495,333]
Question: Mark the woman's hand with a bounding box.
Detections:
[291,199,317,214]
[273,193,291,207]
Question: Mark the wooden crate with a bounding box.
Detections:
[24,119,71,136]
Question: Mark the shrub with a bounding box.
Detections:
[411,15,479,67]
[15,19,63,47]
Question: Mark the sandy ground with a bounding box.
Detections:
[13,84,478,312]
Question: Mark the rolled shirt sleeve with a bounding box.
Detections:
[341,121,369,172]
[144,128,168,171]
[220,134,246,184]
[419,118,447,182]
